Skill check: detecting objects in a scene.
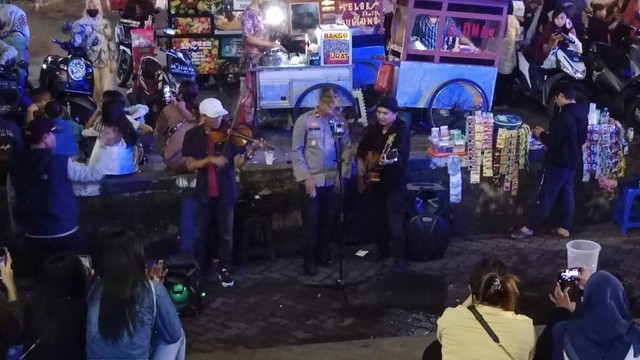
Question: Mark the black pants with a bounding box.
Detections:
[299,185,337,253]
[194,197,235,271]
[495,72,514,106]
[26,230,85,276]
[362,186,408,259]
[526,166,576,230]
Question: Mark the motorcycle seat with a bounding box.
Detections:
[592,42,629,79]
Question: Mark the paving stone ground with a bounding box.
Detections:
[182,223,640,355]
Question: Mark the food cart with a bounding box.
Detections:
[167,0,243,86]
[387,0,508,130]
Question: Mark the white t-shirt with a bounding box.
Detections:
[88,138,138,175]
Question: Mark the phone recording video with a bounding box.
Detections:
[0,247,7,279]
[558,267,582,289]
[78,255,92,272]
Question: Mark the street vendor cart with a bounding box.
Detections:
[386,0,508,130]
[250,23,361,122]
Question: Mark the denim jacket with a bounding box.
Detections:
[86,280,183,360]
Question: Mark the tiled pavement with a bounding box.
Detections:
[183,223,640,357]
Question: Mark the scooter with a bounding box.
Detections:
[114,15,141,87]
[128,31,196,127]
[588,25,640,127]
[0,60,28,121]
[39,21,97,126]
[513,31,590,115]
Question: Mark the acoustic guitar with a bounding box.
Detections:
[357,134,398,193]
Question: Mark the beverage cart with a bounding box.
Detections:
[386,0,508,130]
[167,0,243,87]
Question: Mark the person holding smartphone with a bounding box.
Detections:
[0,250,23,359]
[533,268,640,360]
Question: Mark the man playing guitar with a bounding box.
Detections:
[356,97,410,273]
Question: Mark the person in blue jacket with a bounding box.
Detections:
[18,116,106,274]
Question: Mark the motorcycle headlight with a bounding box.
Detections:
[68,59,86,81]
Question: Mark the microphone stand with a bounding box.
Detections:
[303,114,372,306]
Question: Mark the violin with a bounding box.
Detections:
[209,121,275,150]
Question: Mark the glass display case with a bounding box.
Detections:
[389,0,507,66]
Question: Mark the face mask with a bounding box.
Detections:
[87,9,100,18]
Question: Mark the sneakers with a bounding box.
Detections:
[218,268,235,288]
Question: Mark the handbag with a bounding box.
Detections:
[467,305,516,360]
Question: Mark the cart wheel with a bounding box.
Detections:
[428,79,488,131]
[353,58,379,90]
[293,83,358,122]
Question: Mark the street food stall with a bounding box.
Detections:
[387,0,508,130]
[252,23,358,119]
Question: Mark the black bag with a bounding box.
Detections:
[163,254,204,316]
[405,214,451,262]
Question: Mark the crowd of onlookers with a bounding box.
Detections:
[0,230,185,360]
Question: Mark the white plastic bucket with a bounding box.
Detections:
[566,240,601,274]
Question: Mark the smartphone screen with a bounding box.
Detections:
[0,247,7,266]
[558,267,582,289]
[78,255,92,272]
[0,247,7,280]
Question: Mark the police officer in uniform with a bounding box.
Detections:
[292,86,352,276]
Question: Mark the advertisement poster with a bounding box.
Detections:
[214,11,242,32]
[173,17,213,34]
[321,30,351,65]
[337,0,382,28]
[172,38,219,74]
[220,37,243,57]
[170,0,215,15]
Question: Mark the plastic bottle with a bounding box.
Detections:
[448,154,462,204]
[601,108,609,125]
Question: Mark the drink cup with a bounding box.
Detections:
[265,150,275,165]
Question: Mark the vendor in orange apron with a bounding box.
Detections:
[236,0,285,125]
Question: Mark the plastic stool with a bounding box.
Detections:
[241,216,276,264]
[613,188,640,235]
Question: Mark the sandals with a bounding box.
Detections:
[551,228,571,239]
[509,228,534,239]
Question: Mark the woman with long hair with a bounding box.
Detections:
[531,8,577,65]
[21,253,88,360]
[86,229,185,360]
[87,93,148,175]
[434,259,535,360]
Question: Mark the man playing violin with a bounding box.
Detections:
[181,98,262,287]
[356,97,410,273]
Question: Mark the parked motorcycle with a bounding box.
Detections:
[0,60,28,121]
[128,30,196,127]
[588,25,640,127]
[513,31,590,115]
[114,15,141,87]
[39,21,97,126]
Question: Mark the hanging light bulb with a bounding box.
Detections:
[264,5,285,25]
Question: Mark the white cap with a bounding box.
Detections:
[199,98,228,118]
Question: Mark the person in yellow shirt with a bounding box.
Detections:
[436,259,535,360]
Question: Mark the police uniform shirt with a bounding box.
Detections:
[291,110,352,186]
